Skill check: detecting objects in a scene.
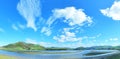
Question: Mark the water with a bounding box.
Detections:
[0,50,119,59]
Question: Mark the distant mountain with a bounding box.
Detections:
[75,46,120,50]
[2,42,45,51]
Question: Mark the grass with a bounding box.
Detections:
[0,55,18,59]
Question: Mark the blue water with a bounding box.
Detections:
[0,50,119,59]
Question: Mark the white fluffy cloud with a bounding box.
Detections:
[47,7,92,27]
[17,0,41,31]
[100,1,120,20]
[53,28,82,42]
[42,7,92,37]
[54,30,101,43]
[44,7,93,42]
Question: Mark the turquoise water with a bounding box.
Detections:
[0,50,119,59]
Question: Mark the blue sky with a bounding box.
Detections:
[0,0,120,48]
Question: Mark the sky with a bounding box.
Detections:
[0,0,120,48]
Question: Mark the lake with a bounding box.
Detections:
[0,50,119,59]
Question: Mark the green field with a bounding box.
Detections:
[0,55,19,59]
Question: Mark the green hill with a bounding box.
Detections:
[2,42,45,51]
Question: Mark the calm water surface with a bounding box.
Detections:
[0,50,119,59]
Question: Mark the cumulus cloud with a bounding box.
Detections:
[42,7,92,37]
[17,0,41,31]
[54,29,101,43]
[100,1,120,20]
[47,7,92,26]
[53,28,82,42]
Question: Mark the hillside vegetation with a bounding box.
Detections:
[1,42,70,51]
[2,42,45,51]
[75,46,120,50]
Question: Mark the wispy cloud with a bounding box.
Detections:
[25,38,37,44]
[100,1,120,20]
[110,38,119,41]
[39,42,57,47]
[25,38,56,47]
[12,24,19,31]
[109,38,119,46]
[11,23,26,31]
[41,27,51,36]
[17,0,41,31]
[0,28,5,32]
[82,33,102,39]
[18,23,26,29]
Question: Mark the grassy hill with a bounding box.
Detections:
[2,42,45,51]
[1,42,70,51]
